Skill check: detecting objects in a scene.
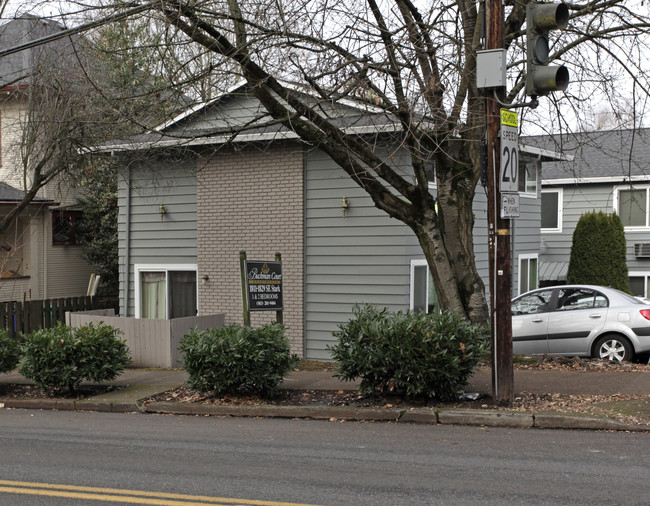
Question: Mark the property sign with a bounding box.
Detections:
[500,109,519,193]
[501,192,520,218]
[245,260,283,311]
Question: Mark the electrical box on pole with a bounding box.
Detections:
[526,2,570,96]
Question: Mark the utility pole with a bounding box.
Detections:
[485,0,514,405]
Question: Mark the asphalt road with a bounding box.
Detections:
[1,409,649,505]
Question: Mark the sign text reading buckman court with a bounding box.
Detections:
[245,260,283,311]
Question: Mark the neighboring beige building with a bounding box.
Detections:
[0,16,94,302]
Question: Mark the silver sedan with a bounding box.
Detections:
[511,285,650,362]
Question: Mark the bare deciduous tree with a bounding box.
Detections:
[14,0,650,322]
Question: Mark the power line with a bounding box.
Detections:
[0,1,159,59]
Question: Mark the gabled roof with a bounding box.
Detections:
[96,81,566,161]
[0,15,70,89]
[525,128,650,184]
[0,181,54,205]
[96,80,408,152]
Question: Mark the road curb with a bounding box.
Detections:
[532,413,637,431]
[143,401,405,422]
[1,397,648,432]
[437,409,534,428]
[1,399,140,413]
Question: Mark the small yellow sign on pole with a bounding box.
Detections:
[500,109,518,127]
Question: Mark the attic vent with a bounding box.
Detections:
[635,243,650,258]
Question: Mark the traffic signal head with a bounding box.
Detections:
[526,2,570,97]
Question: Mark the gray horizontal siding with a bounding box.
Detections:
[511,191,542,296]
[118,158,198,316]
[539,183,614,274]
[167,94,267,133]
[304,148,419,359]
[304,161,540,357]
[473,191,489,283]
[303,147,501,359]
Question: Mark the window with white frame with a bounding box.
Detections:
[615,186,650,228]
[518,254,538,295]
[134,264,198,319]
[518,159,538,196]
[410,259,440,314]
[629,273,650,299]
[541,189,563,232]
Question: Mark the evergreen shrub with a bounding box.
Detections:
[180,323,299,396]
[0,329,22,374]
[567,211,631,292]
[19,323,131,394]
[329,305,489,401]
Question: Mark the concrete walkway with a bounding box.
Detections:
[1,367,648,431]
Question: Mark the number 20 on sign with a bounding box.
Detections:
[500,109,519,193]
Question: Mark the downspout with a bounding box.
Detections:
[123,162,132,316]
[43,209,47,299]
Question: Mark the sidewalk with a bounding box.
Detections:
[1,368,648,431]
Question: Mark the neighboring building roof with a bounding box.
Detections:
[0,14,70,89]
[0,181,54,204]
[526,128,650,184]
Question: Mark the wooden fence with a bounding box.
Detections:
[0,296,106,337]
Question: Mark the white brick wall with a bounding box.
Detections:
[197,142,304,355]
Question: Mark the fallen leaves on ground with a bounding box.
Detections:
[145,356,649,426]
[512,355,650,372]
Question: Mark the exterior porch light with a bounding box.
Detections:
[341,196,350,216]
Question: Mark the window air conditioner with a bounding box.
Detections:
[634,243,650,258]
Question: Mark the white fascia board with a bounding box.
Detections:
[542,175,650,185]
[92,131,300,153]
[93,122,403,153]
[519,143,573,162]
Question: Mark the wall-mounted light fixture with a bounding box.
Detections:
[159,204,167,222]
[201,274,209,283]
[341,196,350,217]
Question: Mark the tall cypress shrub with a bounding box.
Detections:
[567,211,631,292]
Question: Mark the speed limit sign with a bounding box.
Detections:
[500,109,518,192]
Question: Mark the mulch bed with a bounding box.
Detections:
[144,357,649,420]
[0,384,121,400]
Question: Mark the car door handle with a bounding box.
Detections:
[532,318,544,323]
[589,314,602,319]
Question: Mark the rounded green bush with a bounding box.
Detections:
[329,305,489,401]
[180,323,299,396]
[19,322,131,394]
[0,329,22,374]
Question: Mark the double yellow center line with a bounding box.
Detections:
[0,480,317,506]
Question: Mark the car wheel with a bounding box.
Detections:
[593,335,633,362]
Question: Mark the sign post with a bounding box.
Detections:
[486,0,514,405]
